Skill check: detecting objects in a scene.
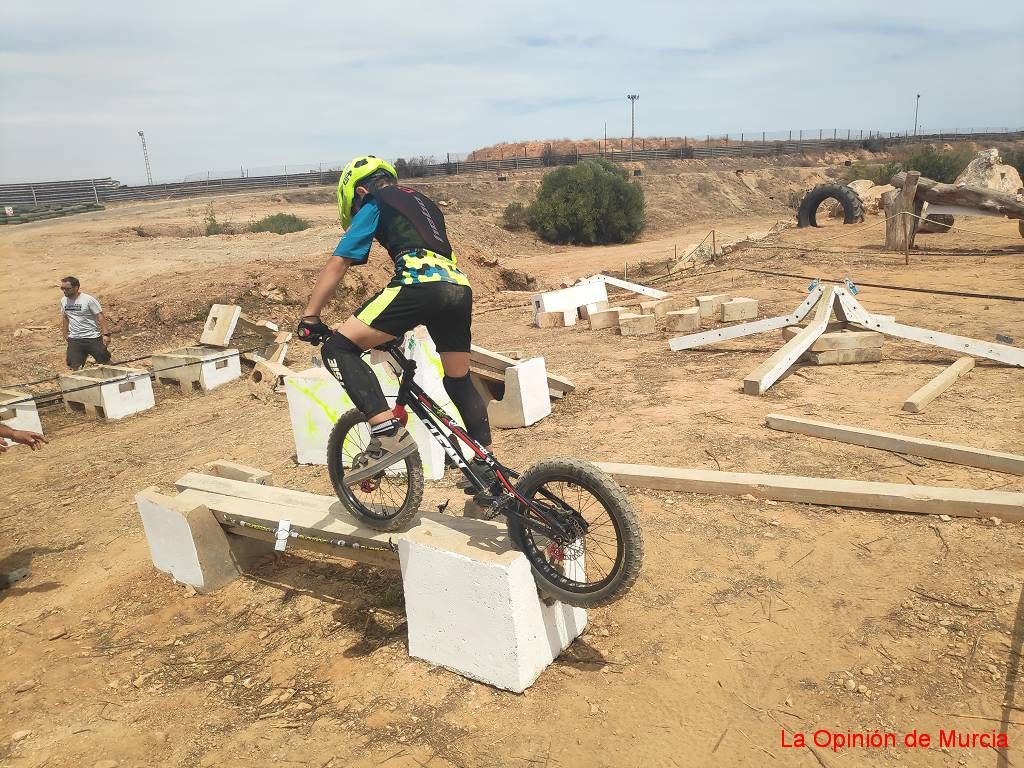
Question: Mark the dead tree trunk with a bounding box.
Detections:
[890,172,1024,219]
[884,171,922,253]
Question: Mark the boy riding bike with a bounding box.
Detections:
[297,155,495,494]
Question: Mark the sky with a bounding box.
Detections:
[1,1,1022,185]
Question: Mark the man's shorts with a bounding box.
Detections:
[353,282,473,353]
[66,337,111,369]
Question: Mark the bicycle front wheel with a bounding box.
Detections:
[506,458,643,607]
[326,409,424,532]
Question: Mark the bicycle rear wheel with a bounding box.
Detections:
[506,458,643,607]
[326,409,424,532]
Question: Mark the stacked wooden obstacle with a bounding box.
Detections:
[668,280,1023,396]
[780,323,884,365]
[136,461,587,693]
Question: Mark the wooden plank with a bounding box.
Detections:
[742,287,834,395]
[470,344,574,395]
[902,357,975,413]
[782,326,882,351]
[581,274,669,299]
[765,413,1024,476]
[594,462,1024,520]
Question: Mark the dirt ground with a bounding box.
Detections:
[2,157,1023,768]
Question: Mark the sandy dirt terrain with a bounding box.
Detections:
[2,157,1023,768]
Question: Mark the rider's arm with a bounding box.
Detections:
[302,202,380,318]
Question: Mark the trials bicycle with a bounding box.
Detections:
[324,340,644,607]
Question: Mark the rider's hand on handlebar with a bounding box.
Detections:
[297,316,332,346]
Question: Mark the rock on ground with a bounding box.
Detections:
[954,149,1023,196]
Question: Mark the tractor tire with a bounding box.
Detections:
[796,183,864,228]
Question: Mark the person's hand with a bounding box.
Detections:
[4,429,47,451]
[297,316,332,346]
[101,332,112,347]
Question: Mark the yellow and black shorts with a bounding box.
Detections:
[354,281,474,353]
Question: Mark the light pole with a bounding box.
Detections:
[627,94,639,159]
[138,130,153,185]
[913,94,921,138]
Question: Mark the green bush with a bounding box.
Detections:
[203,202,232,235]
[843,160,902,186]
[999,146,1024,179]
[898,145,972,183]
[526,159,645,245]
[502,201,528,231]
[248,212,311,234]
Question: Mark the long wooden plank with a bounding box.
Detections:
[742,288,834,395]
[595,462,1024,520]
[470,344,575,395]
[765,413,1024,476]
[902,357,975,413]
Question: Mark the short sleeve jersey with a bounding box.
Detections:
[60,292,103,339]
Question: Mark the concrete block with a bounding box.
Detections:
[287,327,461,478]
[720,297,759,322]
[249,360,293,395]
[588,307,625,331]
[578,300,610,320]
[199,304,242,347]
[695,293,731,318]
[666,308,700,333]
[783,326,883,351]
[536,311,571,328]
[397,515,587,693]
[60,365,155,420]
[803,347,883,366]
[640,298,675,317]
[532,282,608,323]
[0,389,43,448]
[152,346,241,394]
[618,313,657,336]
[135,487,241,593]
[487,357,552,429]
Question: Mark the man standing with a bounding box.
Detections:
[59,276,111,370]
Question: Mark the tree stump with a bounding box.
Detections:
[884,171,922,254]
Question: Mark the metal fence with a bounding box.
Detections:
[3,127,1022,210]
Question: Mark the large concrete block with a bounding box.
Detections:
[487,357,552,429]
[0,389,43,448]
[695,293,731,318]
[199,304,242,347]
[286,327,461,479]
[640,298,675,317]
[618,313,657,336]
[532,282,608,324]
[720,297,759,322]
[666,308,700,333]
[60,365,155,420]
[135,487,241,593]
[151,346,241,394]
[802,347,883,366]
[588,307,625,331]
[578,300,610,320]
[398,516,587,693]
[783,326,883,351]
[536,310,575,328]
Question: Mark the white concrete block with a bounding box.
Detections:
[59,365,155,420]
[695,293,731,318]
[151,345,241,393]
[135,487,240,593]
[398,516,587,693]
[720,297,759,322]
[532,282,608,324]
[286,327,462,479]
[0,389,43,448]
[488,357,552,429]
[578,300,610,320]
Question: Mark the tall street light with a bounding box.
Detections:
[627,94,639,159]
[138,130,153,185]
[913,94,921,138]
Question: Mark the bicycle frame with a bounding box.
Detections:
[377,343,577,541]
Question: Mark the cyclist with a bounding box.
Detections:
[297,156,494,489]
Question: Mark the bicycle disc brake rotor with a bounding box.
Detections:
[350,451,382,492]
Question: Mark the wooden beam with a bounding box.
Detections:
[891,171,1024,220]
[594,462,1024,521]
[902,357,975,413]
[765,413,1024,476]
[742,287,834,395]
[470,344,574,396]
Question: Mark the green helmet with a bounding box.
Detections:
[336,155,398,228]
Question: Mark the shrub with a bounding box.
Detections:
[898,144,972,183]
[203,203,234,236]
[502,201,528,231]
[526,159,645,245]
[248,212,311,235]
[843,159,902,186]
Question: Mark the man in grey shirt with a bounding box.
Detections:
[59,276,112,369]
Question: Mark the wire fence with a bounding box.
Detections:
[2,126,1022,211]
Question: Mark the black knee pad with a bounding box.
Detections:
[444,373,492,447]
[320,334,389,417]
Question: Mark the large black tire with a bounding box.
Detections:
[506,458,644,607]
[326,409,424,532]
[796,183,864,227]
